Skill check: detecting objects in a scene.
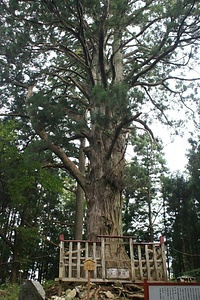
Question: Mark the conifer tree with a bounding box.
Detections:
[123,133,167,241]
[0,120,69,283]
[162,173,200,278]
[0,0,199,245]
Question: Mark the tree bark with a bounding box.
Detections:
[85,131,125,241]
[11,234,20,284]
[11,251,19,284]
[74,138,86,240]
[83,17,127,240]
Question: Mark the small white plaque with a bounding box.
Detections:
[106,268,129,279]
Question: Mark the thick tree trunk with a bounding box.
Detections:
[85,27,126,241]
[84,129,131,269]
[86,179,123,241]
[85,131,125,241]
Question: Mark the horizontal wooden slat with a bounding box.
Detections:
[57,236,167,283]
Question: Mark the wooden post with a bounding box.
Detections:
[87,270,91,300]
[138,245,143,280]
[84,258,95,300]
[59,234,65,279]
[68,242,73,278]
[143,280,149,300]
[93,242,97,279]
[101,238,106,279]
[58,234,65,296]
[145,245,150,280]
[160,236,168,281]
[77,242,81,279]
[129,238,136,281]
[153,244,159,280]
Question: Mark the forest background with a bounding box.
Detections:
[0,0,199,285]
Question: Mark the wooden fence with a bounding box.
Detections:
[56,235,167,283]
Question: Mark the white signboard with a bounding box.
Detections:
[149,285,200,300]
[106,268,129,279]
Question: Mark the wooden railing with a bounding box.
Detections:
[56,235,167,283]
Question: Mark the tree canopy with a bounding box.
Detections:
[0,119,74,283]
[0,0,199,241]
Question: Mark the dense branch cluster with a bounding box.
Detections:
[0,0,199,240]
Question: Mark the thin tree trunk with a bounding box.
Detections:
[147,183,154,242]
[74,138,86,240]
[11,246,19,284]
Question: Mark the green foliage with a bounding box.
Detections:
[0,284,20,300]
[15,227,39,247]
[91,83,130,126]
[162,169,200,277]
[0,0,199,283]
[0,120,76,283]
[0,0,198,145]
[92,83,129,106]
[183,268,200,282]
[26,92,66,129]
[0,120,62,207]
[123,132,167,241]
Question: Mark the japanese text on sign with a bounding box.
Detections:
[149,285,200,300]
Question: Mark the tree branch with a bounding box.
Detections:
[133,118,155,141]
[37,129,87,190]
[47,71,90,99]
[98,0,109,88]
[0,229,14,250]
[142,86,171,126]
[0,113,29,119]
[41,163,65,169]
[106,112,142,159]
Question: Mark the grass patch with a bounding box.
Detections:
[183,268,200,282]
[0,284,20,300]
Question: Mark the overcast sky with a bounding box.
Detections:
[163,136,189,172]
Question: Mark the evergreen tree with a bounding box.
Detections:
[0,120,74,283]
[161,135,200,278]
[123,133,167,241]
[0,0,199,246]
[162,172,200,278]
[187,137,200,204]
